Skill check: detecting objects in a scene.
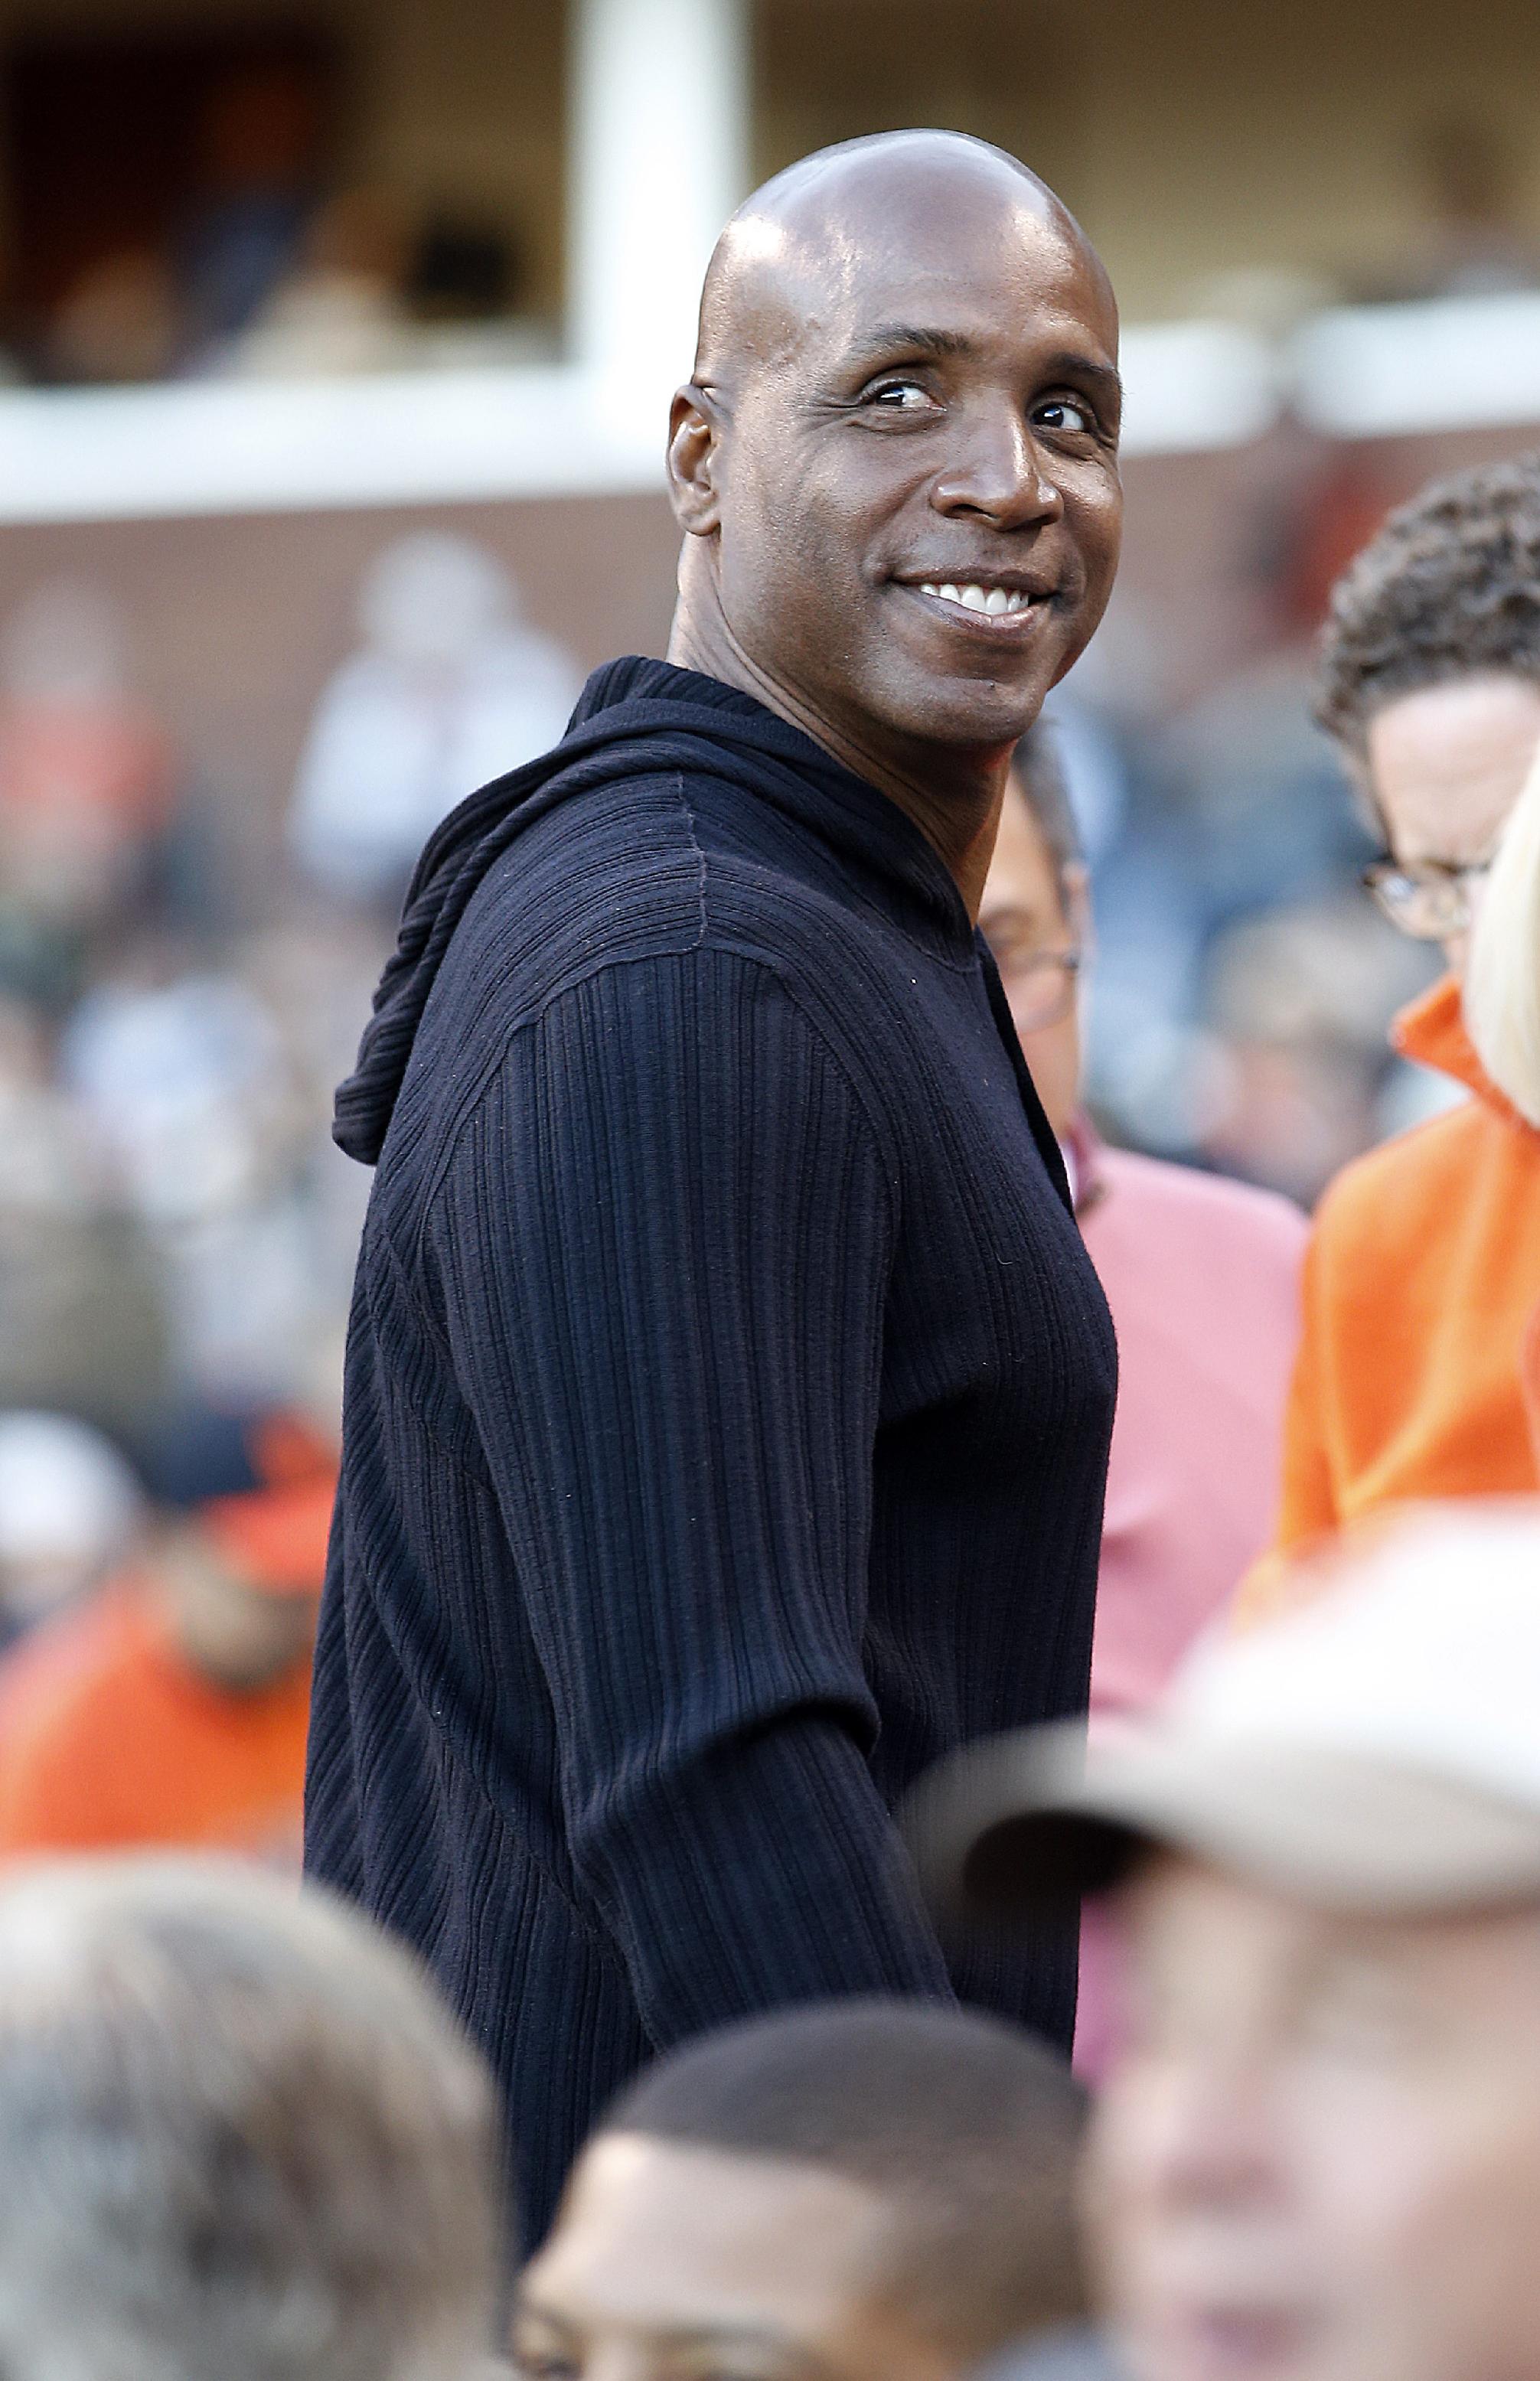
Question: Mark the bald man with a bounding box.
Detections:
[308,131,1124,2246]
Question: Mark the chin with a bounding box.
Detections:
[886,674,1050,749]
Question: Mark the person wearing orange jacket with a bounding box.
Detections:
[1239,455,1540,1618]
[0,1408,334,1864]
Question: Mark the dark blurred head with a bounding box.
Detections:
[0,1856,502,2381]
[146,1407,334,1691]
[979,729,1088,1140]
[1317,455,1540,969]
[667,131,1122,775]
[517,2000,1088,2381]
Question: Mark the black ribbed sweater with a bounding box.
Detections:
[305,657,1117,2246]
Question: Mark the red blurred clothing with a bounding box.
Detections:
[0,705,170,830]
[0,1577,311,1863]
[1075,1137,1309,1722]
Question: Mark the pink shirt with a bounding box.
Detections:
[1072,1138,1307,2077]
[1077,1140,1309,1722]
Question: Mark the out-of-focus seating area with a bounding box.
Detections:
[1,26,558,388]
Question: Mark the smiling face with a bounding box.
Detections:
[669,138,1122,788]
[515,2135,956,2381]
[1086,1856,1540,2381]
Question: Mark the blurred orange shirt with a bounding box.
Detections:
[1237,974,1540,1622]
[0,1576,311,1864]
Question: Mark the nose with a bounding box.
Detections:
[1141,2055,1286,2218]
[931,400,1064,531]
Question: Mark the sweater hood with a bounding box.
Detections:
[334,654,974,1165]
[1392,971,1532,1133]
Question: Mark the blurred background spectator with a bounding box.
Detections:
[0,1411,142,1647]
[289,533,582,908]
[1394,113,1540,299]
[0,1402,334,1865]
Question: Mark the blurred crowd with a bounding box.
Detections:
[0,523,583,1861]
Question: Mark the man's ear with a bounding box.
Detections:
[667,383,725,537]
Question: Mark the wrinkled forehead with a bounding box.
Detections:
[711,168,1115,383]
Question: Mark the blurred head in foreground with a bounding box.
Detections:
[1317,453,1540,974]
[0,1856,502,2381]
[909,1503,1540,2381]
[517,1999,1088,2381]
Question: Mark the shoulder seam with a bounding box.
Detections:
[674,769,709,952]
[413,941,903,1262]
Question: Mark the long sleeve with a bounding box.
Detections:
[428,945,954,2046]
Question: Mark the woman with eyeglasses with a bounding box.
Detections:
[1238,454,1540,1619]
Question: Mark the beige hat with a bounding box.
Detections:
[909,1503,1540,1920]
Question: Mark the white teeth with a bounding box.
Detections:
[914,581,1036,618]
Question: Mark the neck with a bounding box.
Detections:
[668,596,1012,923]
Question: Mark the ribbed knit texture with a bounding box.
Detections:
[305,658,1117,2247]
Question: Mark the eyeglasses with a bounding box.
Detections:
[987,939,1085,1031]
[1361,856,1493,941]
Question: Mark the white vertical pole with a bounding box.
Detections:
[568,0,749,409]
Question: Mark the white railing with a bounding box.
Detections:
[0,290,1534,525]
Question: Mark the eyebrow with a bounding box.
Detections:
[1034,349,1124,422]
[847,322,979,367]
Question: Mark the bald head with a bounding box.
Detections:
[666,127,1123,889]
[696,131,1111,396]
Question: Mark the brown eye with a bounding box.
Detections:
[1033,397,1093,433]
[867,380,932,410]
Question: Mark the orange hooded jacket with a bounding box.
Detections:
[1237,974,1540,1619]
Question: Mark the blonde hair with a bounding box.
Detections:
[1465,738,1540,1127]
